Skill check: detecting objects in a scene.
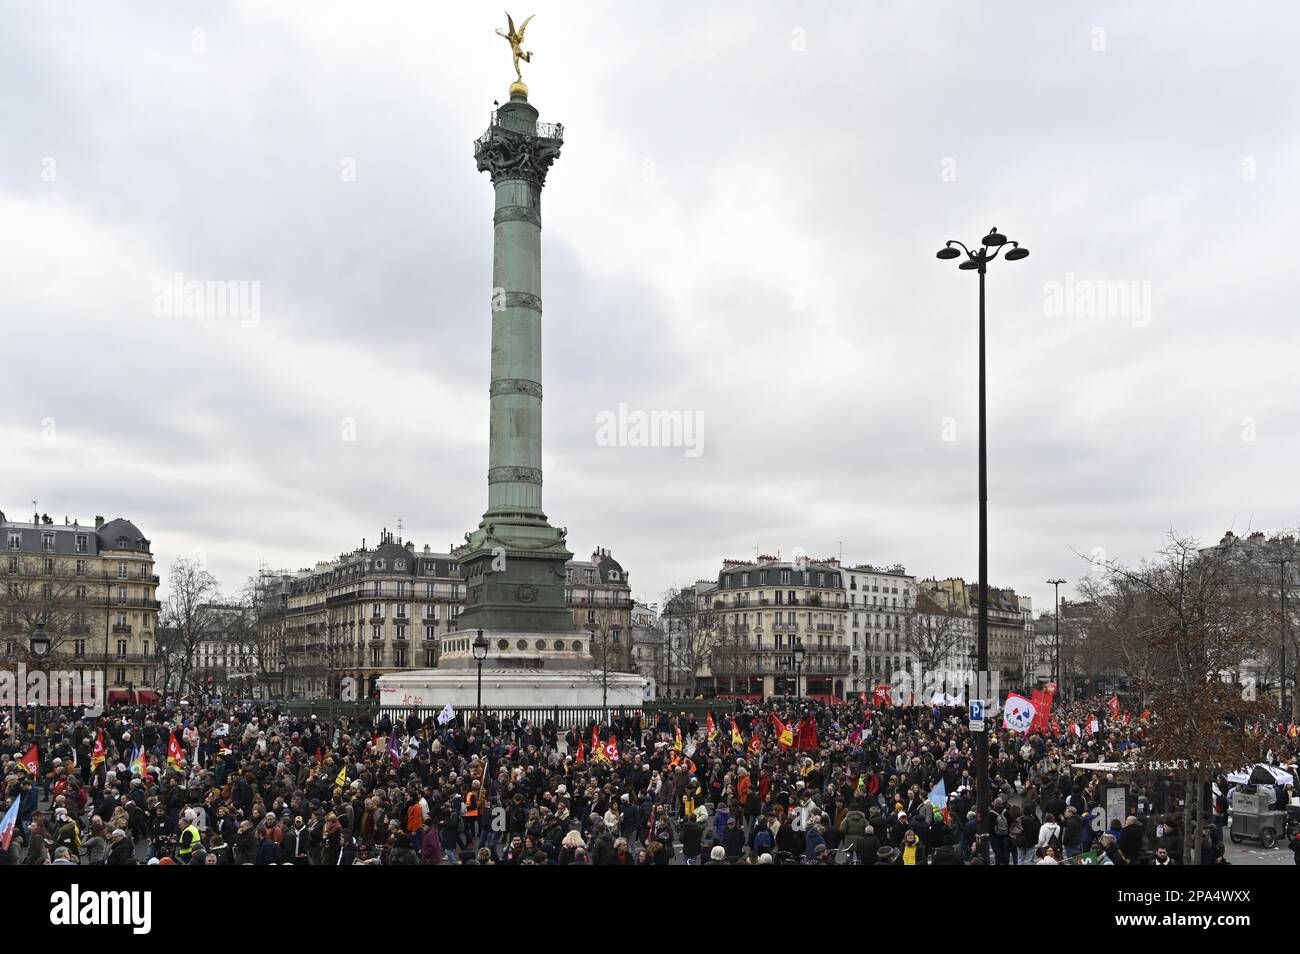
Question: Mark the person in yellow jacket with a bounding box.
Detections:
[177,809,203,860]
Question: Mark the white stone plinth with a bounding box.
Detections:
[376,668,648,711]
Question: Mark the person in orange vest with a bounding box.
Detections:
[464,778,481,847]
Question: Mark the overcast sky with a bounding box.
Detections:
[3,0,1298,614]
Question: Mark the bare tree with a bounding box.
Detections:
[661,585,721,699]
[1092,533,1271,865]
[903,602,969,690]
[159,557,220,696]
[1075,576,1167,707]
[709,617,747,695]
[0,555,87,659]
[244,572,288,699]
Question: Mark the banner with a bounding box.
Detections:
[1002,692,1036,733]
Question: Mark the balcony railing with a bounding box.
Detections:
[112,624,132,635]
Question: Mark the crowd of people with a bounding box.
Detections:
[1,692,1296,865]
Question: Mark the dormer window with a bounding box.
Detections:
[395,559,406,571]
[375,559,385,571]
[608,570,620,581]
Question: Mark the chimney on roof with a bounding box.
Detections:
[405,541,415,552]
[95,516,105,529]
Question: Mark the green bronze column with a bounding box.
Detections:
[458,86,575,635]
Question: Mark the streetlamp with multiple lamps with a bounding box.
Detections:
[472,630,488,729]
[792,637,806,700]
[936,226,1030,828]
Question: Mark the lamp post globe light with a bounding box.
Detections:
[935,226,1029,828]
[472,630,488,728]
[793,637,806,700]
[31,623,50,659]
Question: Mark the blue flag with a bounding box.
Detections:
[0,797,20,851]
[928,778,948,810]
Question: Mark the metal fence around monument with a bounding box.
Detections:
[280,698,722,729]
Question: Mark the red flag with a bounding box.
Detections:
[1108,695,1121,720]
[1029,689,1053,733]
[748,729,763,754]
[796,717,818,751]
[772,714,794,748]
[872,684,890,707]
[167,731,186,770]
[18,745,40,777]
[859,691,868,706]
[1050,716,1061,736]
[90,729,106,771]
[603,736,620,762]
[706,712,717,740]
[575,740,585,763]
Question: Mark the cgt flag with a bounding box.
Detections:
[1002,693,1036,733]
[772,714,794,749]
[730,719,743,747]
[18,745,40,777]
[1108,695,1121,720]
[90,729,106,772]
[166,731,186,771]
[706,712,717,741]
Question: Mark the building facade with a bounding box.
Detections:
[1,509,160,703]
[843,563,916,693]
[695,556,850,698]
[283,531,464,700]
[630,600,665,690]
[919,578,1030,686]
[565,548,633,670]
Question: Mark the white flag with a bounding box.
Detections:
[1002,692,1036,733]
[437,703,456,725]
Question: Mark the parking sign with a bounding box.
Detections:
[969,699,985,732]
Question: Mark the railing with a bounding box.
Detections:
[476,112,564,146]
[112,624,132,635]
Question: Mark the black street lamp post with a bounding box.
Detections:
[936,226,1029,828]
[590,626,607,722]
[30,623,50,738]
[793,637,806,700]
[1047,578,1066,692]
[965,643,977,708]
[472,630,488,729]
